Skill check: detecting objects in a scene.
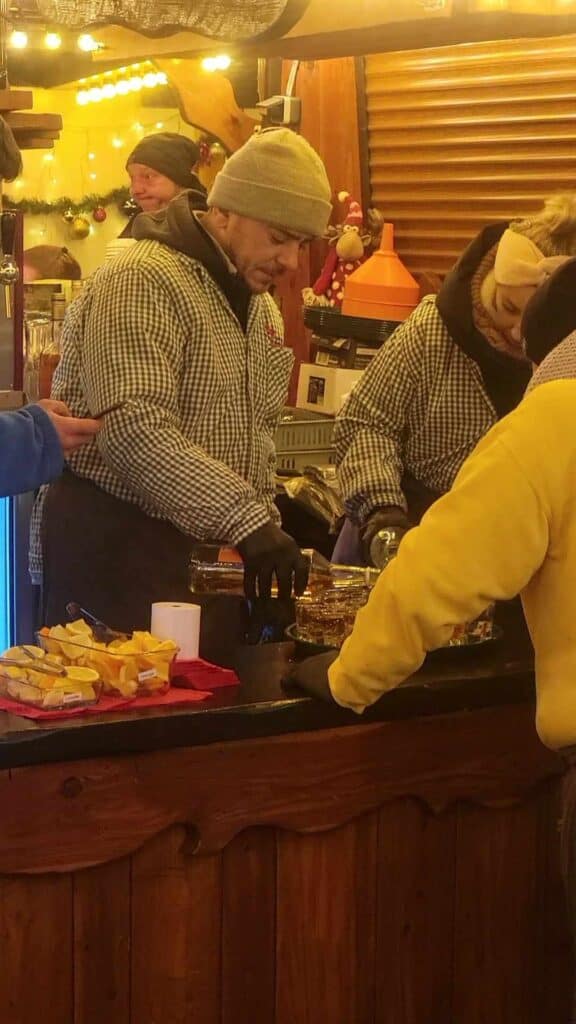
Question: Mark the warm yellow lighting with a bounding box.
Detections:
[157,71,168,85]
[102,83,115,99]
[77,33,100,52]
[89,173,97,180]
[202,54,231,72]
[112,138,124,149]
[9,30,28,50]
[143,72,158,88]
[13,179,24,190]
[155,121,164,130]
[114,80,130,95]
[87,87,103,103]
[76,90,90,106]
[43,153,54,163]
[44,32,62,50]
[88,152,95,160]
[128,76,143,91]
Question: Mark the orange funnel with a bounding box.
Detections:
[341,223,420,321]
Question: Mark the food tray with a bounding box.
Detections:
[37,628,177,699]
[0,668,101,710]
[286,624,503,662]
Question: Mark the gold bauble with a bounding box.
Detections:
[69,215,90,240]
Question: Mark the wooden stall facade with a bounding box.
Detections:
[0,700,571,1024]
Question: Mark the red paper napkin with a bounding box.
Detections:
[0,686,213,722]
[170,658,240,690]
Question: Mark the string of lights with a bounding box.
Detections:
[76,62,168,105]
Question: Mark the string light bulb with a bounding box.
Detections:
[9,30,28,49]
[44,32,62,49]
[202,54,231,72]
[77,33,100,52]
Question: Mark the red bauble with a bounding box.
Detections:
[92,206,107,223]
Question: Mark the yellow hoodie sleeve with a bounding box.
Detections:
[329,403,551,713]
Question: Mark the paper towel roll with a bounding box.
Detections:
[150,602,201,661]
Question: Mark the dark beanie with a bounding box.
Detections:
[126,132,202,189]
[521,256,576,365]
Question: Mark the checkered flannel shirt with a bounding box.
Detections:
[335,294,498,525]
[29,239,293,578]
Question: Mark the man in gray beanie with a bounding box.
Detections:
[37,128,332,659]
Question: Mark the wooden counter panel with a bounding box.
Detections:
[0,704,563,875]
[375,799,456,1023]
[0,703,570,1022]
[73,859,131,1024]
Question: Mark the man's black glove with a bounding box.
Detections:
[237,522,309,601]
[282,651,339,703]
[360,507,409,568]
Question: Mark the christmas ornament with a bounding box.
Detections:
[69,215,90,240]
[63,208,75,223]
[92,206,107,223]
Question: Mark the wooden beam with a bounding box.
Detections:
[4,112,62,131]
[0,89,33,112]
[13,129,60,140]
[15,138,58,150]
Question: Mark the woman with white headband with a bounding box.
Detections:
[332,192,576,568]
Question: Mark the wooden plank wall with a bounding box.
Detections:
[363,34,576,278]
[0,794,569,1024]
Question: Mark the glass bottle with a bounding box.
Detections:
[189,545,379,597]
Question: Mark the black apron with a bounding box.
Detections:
[41,471,249,667]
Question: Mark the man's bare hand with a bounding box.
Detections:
[36,399,101,453]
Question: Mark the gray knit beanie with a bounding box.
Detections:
[208,128,332,238]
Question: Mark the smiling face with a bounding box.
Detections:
[206,209,310,293]
[127,162,182,213]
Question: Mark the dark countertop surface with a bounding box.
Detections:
[0,605,536,769]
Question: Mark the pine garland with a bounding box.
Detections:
[3,187,131,215]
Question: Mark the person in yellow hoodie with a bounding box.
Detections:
[288,256,576,759]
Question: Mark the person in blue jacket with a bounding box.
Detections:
[0,398,100,497]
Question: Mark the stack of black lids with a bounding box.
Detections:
[303,305,400,345]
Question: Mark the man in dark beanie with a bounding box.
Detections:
[120,131,207,236]
[37,128,332,659]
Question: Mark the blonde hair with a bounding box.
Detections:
[511,192,576,257]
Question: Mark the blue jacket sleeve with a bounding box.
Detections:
[0,406,63,496]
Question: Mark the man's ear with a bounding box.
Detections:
[209,206,231,230]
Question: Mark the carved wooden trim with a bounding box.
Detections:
[0,704,563,873]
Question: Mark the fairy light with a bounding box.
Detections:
[111,138,124,149]
[75,63,168,104]
[77,33,100,52]
[44,32,62,50]
[202,54,231,72]
[88,152,95,160]
[42,153,54,162]
[9,30,28,49]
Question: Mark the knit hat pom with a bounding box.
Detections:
[512,191,576,257]
[338,190,364,229]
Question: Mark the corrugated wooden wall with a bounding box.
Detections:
[364,34,576,279]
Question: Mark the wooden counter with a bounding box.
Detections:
[0,624,571,1023]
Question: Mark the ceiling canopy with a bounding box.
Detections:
[34,0,310,39]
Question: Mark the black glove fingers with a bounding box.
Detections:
[258,565,275,600]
